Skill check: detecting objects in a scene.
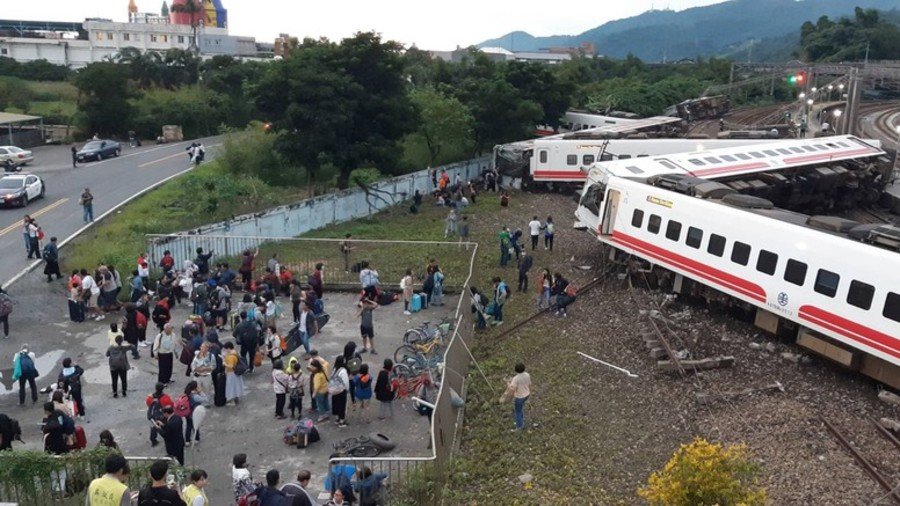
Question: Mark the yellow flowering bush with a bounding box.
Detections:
[638,438,766,506]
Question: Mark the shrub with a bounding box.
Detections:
[638,438,766,506]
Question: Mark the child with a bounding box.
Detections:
[358,297,379,355]
[354,364,373,422]
[400,270,414,316]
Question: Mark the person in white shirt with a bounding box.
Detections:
[528,216,542,251]
[502,362,531,431]
[80,269,102,320]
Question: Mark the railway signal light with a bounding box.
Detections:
[787,71,806,86]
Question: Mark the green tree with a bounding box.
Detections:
[503,61,573,131]
[73,62,132,136]
[408,86,474,166]
[129,85,225,139]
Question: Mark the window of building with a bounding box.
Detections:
[731,241,751,266]
[123,33,131,41]
[161,35,168,43]
[189,36,195,44]
[631,209,644,228]
[178,35,185,43]
[814,269,840,298]
[583,154,595,165]
[686,227,703,249]
[0,48,7,55]
[883,292,900,323]
[95,32,102,40]
[784,259,807,285]
[707,233,725,257]
[847,280,875,310]
[566,154,577,166]
[150,34,158,42]
[648,214,661,234]
[756,250,778,275]
[539,151,547,164]
[107,32,114,40]
[665,220,682,241]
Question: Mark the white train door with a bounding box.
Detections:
[600,189,621,235]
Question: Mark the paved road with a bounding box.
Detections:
[0,137,222,286]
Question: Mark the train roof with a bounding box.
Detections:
[590,135,885,181]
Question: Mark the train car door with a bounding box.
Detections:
[600,189,621,235]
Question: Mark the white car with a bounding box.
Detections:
[0,146,35,169]
[0,174,45,207]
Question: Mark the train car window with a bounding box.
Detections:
[619,154,632,159]
[637,154,649,158]
[704,157,721,164]
[720,155,737,162]
[579,183,605,215]
[689,159,705,166]
[648,215,661,234]
[749,152,765,158]
[847,280,875,310]
[583,155,595,165]
[707,234,726,257]
[631,209,645,228]
[825,143,838,148]
[814,269,840,298]
[626,166,644,174]
[784,259,807,286]
[539,151,548,163]
[777,148,792,155]
[814,144,826,150]
[802,146,816,152]
[735,153,751,160]
[665,220,682,241]
[659,160,678,170]
[567,155,578,166]
[789,147,804,153]
[730,241,751,266]
[600,153,614,162]
[836,142,848,147]
[883,292,900,323]
[763,150,778,156]
[686,227,703,249]
[756,250,778,275]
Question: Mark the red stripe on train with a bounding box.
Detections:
[611,231,766,302]
[799,305,900,360]
[690,162,769,177]
[783,148,875,164]
[532,170,587,180]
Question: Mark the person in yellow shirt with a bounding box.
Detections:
[310,360,330,422]
[86,454,131,506]
[182,469,210,506]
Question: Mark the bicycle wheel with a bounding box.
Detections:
[403,329,427,346]
[350,444,381,458]
[394,344,418,363]
[392,363,414,379]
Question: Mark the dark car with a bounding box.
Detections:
[76,140,121,162]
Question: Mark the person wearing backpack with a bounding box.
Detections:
[107,335,133,398]
[353,364,373,422]
[542,215,555,252]
[223,342,245,406]
[153,322,179,384]
[374,359,396,420]
[181,380,208,446]
[491,276,510,326]
[0,285,11,338]
[264,325,285,366]
[59,357,86,418]
[330,356,351,427]
[552,272,575,317]
[145,382,173,448]
[285,357,307,419]
[42,236,62,282]
[12,345,38,405]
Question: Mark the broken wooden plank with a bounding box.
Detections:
[878,390,900,407]
[658,356,735,373]
[649,348,669,359]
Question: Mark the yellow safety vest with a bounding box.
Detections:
[182,484,208,505]
[87,475,127,506]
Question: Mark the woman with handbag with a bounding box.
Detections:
[329,356,351,427]
[272,359,290,419]
[223,342,245,405]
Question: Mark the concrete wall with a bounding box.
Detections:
[147,156,491,260]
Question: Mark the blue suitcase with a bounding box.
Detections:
[419,291,429,309]
[410,294,423,313]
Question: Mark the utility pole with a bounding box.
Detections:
[844,67,861,136]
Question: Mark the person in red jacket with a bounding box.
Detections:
[145,382,173,448]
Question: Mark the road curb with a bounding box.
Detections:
[3,165,195,289]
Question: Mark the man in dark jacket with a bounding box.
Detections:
[42,402,69,455]
[234,312,259,373]
[194,248,213,276]
[257,469,303,506]
[155,406,185,465]
[58,357,86,418]
[43,237,62,282]
[517,252,533,292]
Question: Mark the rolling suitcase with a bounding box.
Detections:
[72,426,87,450]
[410,294,422,313]
[68,300,85,322]
[419,292,429,309]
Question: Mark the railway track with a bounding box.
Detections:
[820,415,900,505]
[856,101,900,148]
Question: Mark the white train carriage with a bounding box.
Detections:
[575,172,900,388]
[541,135,884,186]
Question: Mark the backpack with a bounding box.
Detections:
[328,371,345,395]
[146,396,163,421]
[191,284,207,303]
[346,355,362,375]
[565,283,578,297]
[237,492,260,506]
[18,353,36,379]
[313,298,324,315]
[61,413,76,435]
[173,394,192,418]
[0,293,12,318]
[279,335,287,352]
[234,356,248,376]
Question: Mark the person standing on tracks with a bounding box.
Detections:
[541,216,555,252]
[517,252,533,292]
[501,362,531,431]
[528,216,541,251]
[491,276,509,325]
[80,188,94,223]
[498,227,511,267]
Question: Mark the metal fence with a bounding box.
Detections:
[146,156,490,258]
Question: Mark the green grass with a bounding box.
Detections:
[26,81,78,102]
[62,160,308,273]
[27,100,77,121]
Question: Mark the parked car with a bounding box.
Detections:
[76,140,121,162]
[0,173,45,207]
[0,146,34,168]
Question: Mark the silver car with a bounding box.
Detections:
[0,146,34,168]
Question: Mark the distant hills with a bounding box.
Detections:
[477,0,900,62]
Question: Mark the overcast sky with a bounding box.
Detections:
[6,0,727,50]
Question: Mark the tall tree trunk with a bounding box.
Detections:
[337,167,352,190]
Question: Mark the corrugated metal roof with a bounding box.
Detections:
[0,112,41,125]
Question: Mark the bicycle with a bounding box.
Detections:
[330,433,396,459]
[393,338,442,364]
[391,371,432,400]
[402,317,453,346]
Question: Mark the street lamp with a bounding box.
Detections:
[799,92,806,100]
[827,84,834,101]
[833,109,842,134]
